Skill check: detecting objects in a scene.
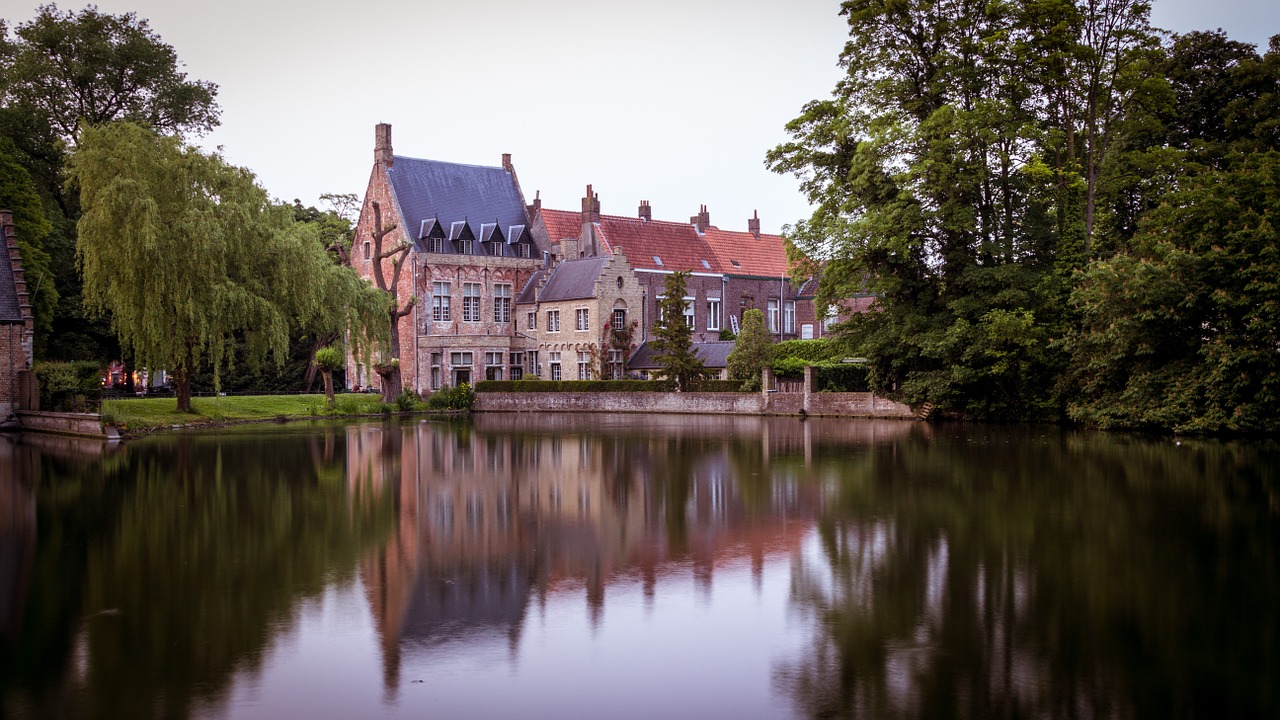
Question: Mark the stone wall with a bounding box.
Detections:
[474,389,912,419]
[15,411,119,440]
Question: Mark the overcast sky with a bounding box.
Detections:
[5,0,1278,234]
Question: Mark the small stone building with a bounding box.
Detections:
[0,210,35,420]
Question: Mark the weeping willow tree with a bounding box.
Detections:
[71,122,386,411]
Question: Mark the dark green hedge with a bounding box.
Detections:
[34,360,103,412]
[476,379,746,393]
[813,364,870,392]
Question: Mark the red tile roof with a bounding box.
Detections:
[537,208,582,245]
[701,227,790,277]
[595,214,721,273]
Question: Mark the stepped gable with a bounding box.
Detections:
[537,256,611,302]
[387,156,529,242]
[702,226,789,277]
[0,212,30,325]
[594,214,719,273]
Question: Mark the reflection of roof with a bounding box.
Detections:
[537,257,610,302]
[595,215,719,273]
[702,227,789,277]
[400,563,531,647]
[628,341,735,369]
[387,156,529,244]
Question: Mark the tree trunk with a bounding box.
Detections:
[174,367,192,413]
[378,309,404,403]
[322,369,335,406]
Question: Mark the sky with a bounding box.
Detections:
[3,0,1278,235]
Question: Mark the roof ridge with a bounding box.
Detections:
[391,155,505,172]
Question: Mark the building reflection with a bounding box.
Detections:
[357,415,921,692]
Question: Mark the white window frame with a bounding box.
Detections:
[547,309,560,332]
[577,351,591,380]
[462,282,482,322]
[768,298,780,333]
[576,308,590,332]
[432,282,451,322]
[549,351,562,381]
[707,298,721,331]
[683,296,695,329]
[784,300,796,335]
[494,284,512,323]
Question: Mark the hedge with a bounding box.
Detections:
[34,360,103,412]
[475,379,746,393]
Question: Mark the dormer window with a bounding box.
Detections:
[460,239,473,255]
[429,237,444,253]
[489,241,503,256]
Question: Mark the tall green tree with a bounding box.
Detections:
[726,308,771,389]
[0,4,219,146]
[70,122,384,412]
[651,271,706,391]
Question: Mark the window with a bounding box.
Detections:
[784,300,796,335]
[432,282,451,322]
[518,243,531,258]
[576,308,589,331]
[485,351,504,381]
[450,351,473,366]
[450,351,473,385]
[683,297,695,328]
[547,309,560,332]
[577,351,591,380]
[489,241,503,256]
[363,241,371,260]
[656,295,665,326]
[550,352,562,381]
[768,299,780,333]
[430,352,441,390]
[527,311,537,330]
[608,349,624,379]
[463,283,481,322]
[529,350,539,378]
[460,239,473,255]
[494,284,512,323]
[708,299,721,331]
[429,237,444,253]
[612,309,626,331]
[509,352,524,381]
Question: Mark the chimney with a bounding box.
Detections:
[581,184,601,224]
[528,189,542,216]
[748,209,761,240]
[638,200,651,222]
[502,153,513,172]
[690,204,710,233]
[374,123,393,167]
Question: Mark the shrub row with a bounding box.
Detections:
[34,361,103,412]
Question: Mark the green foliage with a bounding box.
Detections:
[34,360,101,411]
[0,138,57,353]
[812,365,870,392]
[0,4,219,144]
[425,383,474,411]
[650,271,707,391]
[1066,152,1280,434]
[394,389,418,411]
[726,308,772,382]
[313,346,343,372]
[70,122,385,411]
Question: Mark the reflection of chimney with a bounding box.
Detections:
[374,123,393,167]
[638,200,652,222]
[690,204,710,233]
[748,209,761,240]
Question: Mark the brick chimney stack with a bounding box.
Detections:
[374,123,393,167]
[690,204,710,233]
[528,190,542,216]
[502,153,513,172]
[581,184,601,224]
[748,209,761,239]
[639,200,652,222]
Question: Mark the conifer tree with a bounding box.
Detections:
[651,271,705,391]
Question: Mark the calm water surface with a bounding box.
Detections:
[0,415,1276,719]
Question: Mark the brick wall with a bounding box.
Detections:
[473,389,913,418]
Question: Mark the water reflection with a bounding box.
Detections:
[0,419,1276,719]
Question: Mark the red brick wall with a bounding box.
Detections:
[0,324,28,415]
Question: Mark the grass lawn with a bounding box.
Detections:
[101,393,397,433]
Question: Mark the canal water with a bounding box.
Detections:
[0,416,1276,719]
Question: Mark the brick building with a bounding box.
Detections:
[349,125,545,394]
[0,211,34,420]
[514,252,644,380]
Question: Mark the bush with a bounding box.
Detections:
[426,383,475,410]
[35,360,103,412]
[395,389,419,411]
[813,364,870,392]
[772,339,837,363]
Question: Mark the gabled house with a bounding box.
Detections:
[0,211,34,420]
[513,252,644,380]
[349,124,545,394]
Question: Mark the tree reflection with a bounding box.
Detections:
[775,428,1280,719]
[0,427,397,720]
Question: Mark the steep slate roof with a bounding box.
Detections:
[628,341,735,369]
[387,156,529,242]
[594,214,719,273]
[515,268,549,304]
[537,256,610,302]
[702,227,789,277]
[538,208,584,244]
[0,238,22,323]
